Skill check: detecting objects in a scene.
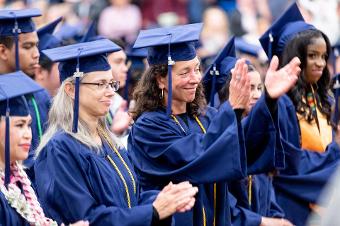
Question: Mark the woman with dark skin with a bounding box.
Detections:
[259,3,338,226]
[281,29,332,152]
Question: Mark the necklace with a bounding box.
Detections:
[98,126,136,208]
[170,114,216,226]
[0,162,57,226]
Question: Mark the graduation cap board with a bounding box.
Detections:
[202,37,238,107]
[42,39,121,133]
[259,2,315,60]
[133,23,203,115]
[235,37,262,57]
[0,8,42,71]
[0,71,43,186]
[37,17,63,53]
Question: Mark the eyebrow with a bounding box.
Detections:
[178,63,201,72]
[14,119,30,124]
[84,79,114,83]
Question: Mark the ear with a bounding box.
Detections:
[0,44,10,61]
[34,65,45,82]
[156,75,166,90]
[64,82,75,99]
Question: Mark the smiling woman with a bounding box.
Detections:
[33,39,198,226]
[0,71,89,226]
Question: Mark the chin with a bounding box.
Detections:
[16,154,29,162]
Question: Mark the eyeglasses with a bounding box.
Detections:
[80,81,120,91]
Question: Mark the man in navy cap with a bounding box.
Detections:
[0,8,51,177]
[34,17,63,97]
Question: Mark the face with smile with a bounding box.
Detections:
[0,115,32,168]
[304,37,327,84]
[78,70,116,118]
[157,57,202,113]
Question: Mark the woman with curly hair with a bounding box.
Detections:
[128,23,301,226]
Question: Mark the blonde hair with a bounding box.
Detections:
[36,75,122,157]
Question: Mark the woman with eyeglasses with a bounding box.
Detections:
[34,39,198,226]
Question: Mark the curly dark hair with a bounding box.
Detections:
[130,64,207,120]
[280,29,332,124]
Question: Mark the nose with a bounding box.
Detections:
[189,70,202,83]
[104,86,115,97]
[122,62,129,73]
[24,126,32,141]
[33,46,40,59]
[316,57,326,68]
[251,89,262,100]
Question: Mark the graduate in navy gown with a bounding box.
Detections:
[0,71,89,226]
[259,3,340,225]
[128,23,301,226]
[34,39,198,226]
[0,9,51,175]
[203,37,293,226]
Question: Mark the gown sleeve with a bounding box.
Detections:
[35,138,154,226]
[128,100,247,186]
[242,94,284,174]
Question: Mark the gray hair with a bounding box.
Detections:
[35,75,122,157]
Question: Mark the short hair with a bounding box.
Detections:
[0,36,14,49]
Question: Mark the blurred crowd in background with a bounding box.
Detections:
[2,0,339,63]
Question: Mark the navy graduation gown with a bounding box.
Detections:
[34,131,155,226]
[273,140,340,226]
[0,191,30,226]
[25,89,51,169]
[129,101,245,226]
[273,95,340,226]
[229,174,284,226]
[128,96,280,226]
[241,94,285,174]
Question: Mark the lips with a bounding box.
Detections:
[19,144,31,151]
[101,100,112,106]
[313,70,323,75]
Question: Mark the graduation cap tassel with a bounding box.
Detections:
[209,64,219,107]
[167,35,175,116]
[167,56,174,116]
[72,50,83,133]
[268,32,273,61]
[73,75,80,133]
[333,79,340,127]
[10,13,21,71]
[4,99,10,187]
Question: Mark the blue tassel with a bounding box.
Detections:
[333,78,340,126]
[4,101,10,187]
[268,32,273,61]
[209,64,219,107]
[72,76,80,133]
[167,62,173,116]
[12,18,21,71]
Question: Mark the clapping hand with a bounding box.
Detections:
[229,59,250,109]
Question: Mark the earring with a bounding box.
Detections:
[160,88,164,99]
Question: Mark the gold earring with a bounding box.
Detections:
[160,88,164,99]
